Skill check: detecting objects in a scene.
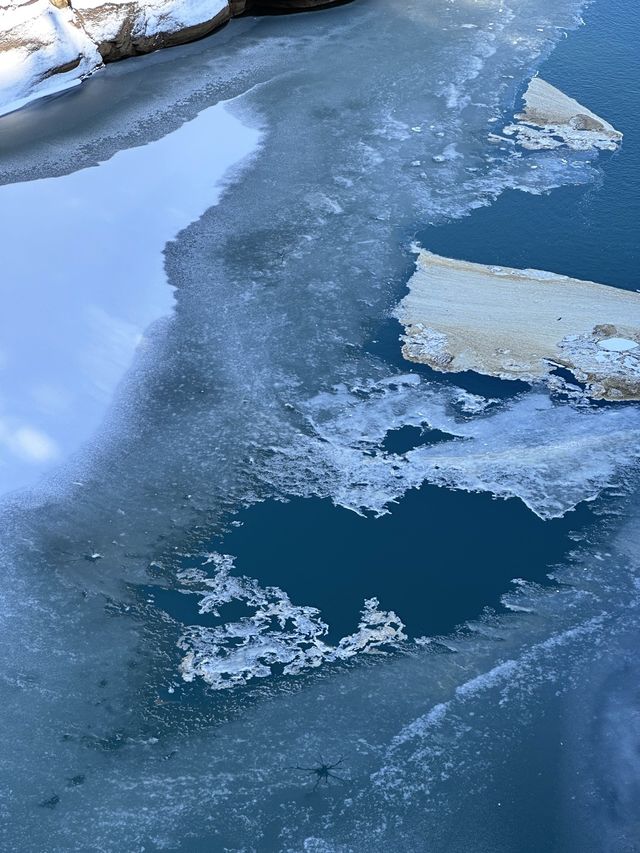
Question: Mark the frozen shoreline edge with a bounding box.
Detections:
[0,0,351,118]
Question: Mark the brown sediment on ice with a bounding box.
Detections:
[500,77,623,151]
[395,251,640,401]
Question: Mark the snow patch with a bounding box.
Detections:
[0,0,102,116]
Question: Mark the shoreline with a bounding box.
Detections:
[0,0,352,118]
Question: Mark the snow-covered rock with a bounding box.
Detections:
[0,0,102,115]
[72,0,231,62]
[0,0,343,117]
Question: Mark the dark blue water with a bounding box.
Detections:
[215,492,591,641]
[417,0,639,289]
[380,424,454,454]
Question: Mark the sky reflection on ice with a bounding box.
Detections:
[0,98,260,495]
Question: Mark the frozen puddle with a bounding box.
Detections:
[0,97,260,495]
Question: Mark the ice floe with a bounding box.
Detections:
[395,250,640,401]
[271,376,640,519]
[502,76,623,152]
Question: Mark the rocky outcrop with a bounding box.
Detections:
[72,0,232,62]
[0,0,347,116]
[0,0,102,115]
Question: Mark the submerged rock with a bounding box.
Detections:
[395,250,640,402]
[502,76,623,152]
[0,0,347,115]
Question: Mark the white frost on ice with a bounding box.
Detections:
[177,553,407,689]
[453,389,499,415]
[273,376,640,519]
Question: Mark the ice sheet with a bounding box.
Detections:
[0,98,261,495]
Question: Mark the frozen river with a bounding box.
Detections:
[0,0,639,849]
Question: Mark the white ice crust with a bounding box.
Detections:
[598,337,638,353]
[269,376,640,520]
[177,553,407,689]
